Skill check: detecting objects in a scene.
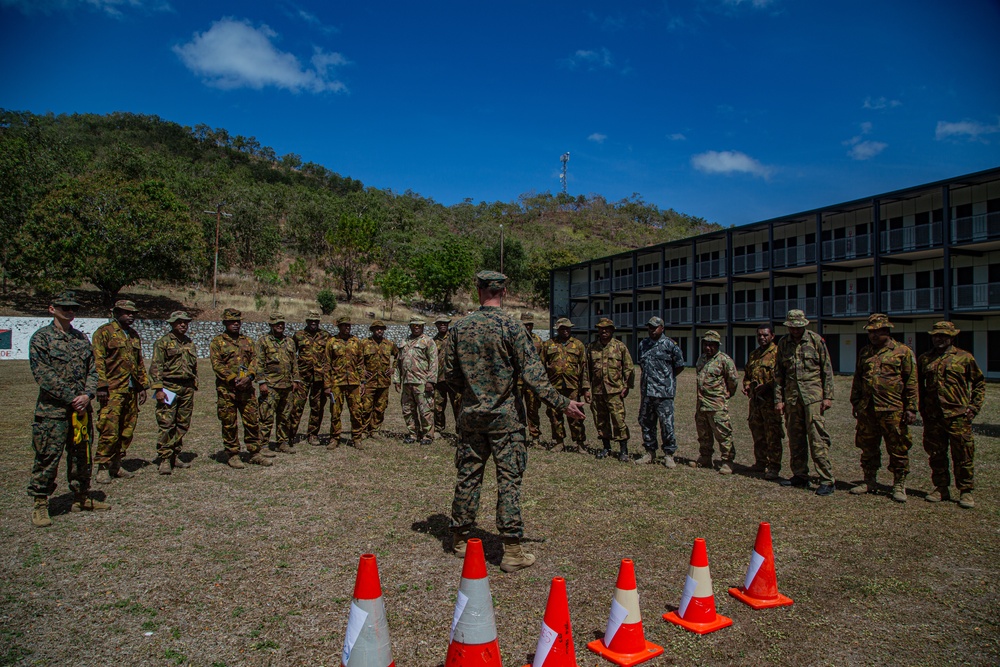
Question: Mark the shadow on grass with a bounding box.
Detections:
[410,513,505,565]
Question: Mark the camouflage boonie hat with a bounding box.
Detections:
[520,312,534,322]
[52,291,81,307]
[113,299,138,312]
[336,315,352,325]
[703,330,721,343]
[166,310,192,323]
[305,310,322,321]
[475,270,507,289]
[647,316,664,327]
[369,320,386,329]
[554,317,574,329]
[434,316,452,324]
[222,308,242,321]
[409,317,426,325]
[864,313,894,330]
[596,317,615,329]
[783,309,809,327]
[269,312,286,324]
[928,321,960,336]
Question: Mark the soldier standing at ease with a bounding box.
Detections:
[743,324,784,479]
[394,318,438,444]
[774,309,836,496]
[257,313,302,455]
[92,299,149,484]
[360,320,398,438]
[325,315,367,448]
[28,291,108,527]
[289,311,331,446]
[518,313,544,447]
[636,316,686,467]
[918,321,985,509]
[149,311,198,475]
[540,318,590,452]
[849,314,917,503]
[432,316,460,438]
[692,331,739,474]
[210,308,270,469]
[586,318,635,461]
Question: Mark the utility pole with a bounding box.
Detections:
[560,152,570,195]
[500,224,505,308]
[203,202,232,310]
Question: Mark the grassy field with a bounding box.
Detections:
[1,360,997,666]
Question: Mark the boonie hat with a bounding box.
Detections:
[646,316,665,328]
[435,316,452,324]
[167,311,192,323]
[783,309,809,327]
[864,313,894,331]
[222,308,242,321]
[703,330,721,343]
[305,310,322,321]
[520,312,534,322]
[596,317,615,329]
[113,299,138,313]
[369,320,386,329]
[269,312,286,324]
[336,315,352,325]
[927,321,960,336]
[554,317,574,329]
[409,317,426,325]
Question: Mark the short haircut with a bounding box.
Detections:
[478,282,505,298]
[756,324,773,334]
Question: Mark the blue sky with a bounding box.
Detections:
[2,0,999,226]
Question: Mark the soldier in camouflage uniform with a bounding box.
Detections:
[540,318,590,451]
[210,308,270,468]
[28,291,108,527]
[432,316,460,438]
[289,311,331,446]
[518,313,543,446]
[636,316,686,467]
[849,314,918,503]
[149,311,198,474]
[325,315,367,448]
[393,318,438,444]
[257,313,302,455]
[92,299,150,484]
[774,309,836,496]
[445,271,587,573]
[693,331,739,474]
[360,320,398,438]
[918,321,985,509]
[586,318,635,461]
[742,325,784,479]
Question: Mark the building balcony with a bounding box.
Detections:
[663,306,693,325]
[612,275,634,291]
[732,301,770,321]
[697,304,727,323]
[773,297,817,319]
[732,252,770,275]
[636,269,660,288]
[612,312,634,328]
[570,282,589,297]
[696,258,727,279]
[822,234,872,261]
[882,287,942,314]
[952,212,1000,244]
[592,278,610,294]
[773,244,817,269]
[636,309,659,326]
[952,283,1000,311]
[663,265,693,284]
[880,223,942,254]
[822,293,875,317]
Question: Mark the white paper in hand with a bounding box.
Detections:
[341,602,368,666]
[603,597,629,646]
[161,388,176,406]
[451,590,469,642]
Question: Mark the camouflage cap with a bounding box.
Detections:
[520,312,534,322]
[222,307,242,321]
[646,316,665,327]
[475,270,507,289]
[703,330,721,343]
[554,317,574,329]
[596,317,615,329]
[863,313,894,330]
[928,321,960,336]
[336,315,352,325]
[783,309,809,327]
[369,319,386,329]
[166,310,192,323]
[113,299,138,313]
[409,317,426,326]
[269,312,286,324]
[305,310,322,321]
[52,291,81,307]
[434,316,452,324]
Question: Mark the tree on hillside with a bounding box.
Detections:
[326,189,386,301]
[481,236,529,292]
[374,266,416,320]
[412,237,477,309]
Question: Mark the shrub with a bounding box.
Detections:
[316,289,337,314]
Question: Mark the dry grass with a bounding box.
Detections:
[1,362,997,666]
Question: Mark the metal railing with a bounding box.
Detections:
[612,275,634,291]
[952,283,1000,310]
[882,287,942,314]
[880,222,942,253]
[663,306,694,325]
[591,278,610,294]
[570,282,589,297]
[663,264,693,283]
[732,302,770,321]
[952,212,1000,244]
[822,234,872,261]
[822,292,874,317]
[732,252,770,274]
[612,312,634,328]
[636,270,660,287]
[697,304,727,323]
[773,297,817,319]
[773,244,817,269]
[636,309,659,326]
[696,258,726,279]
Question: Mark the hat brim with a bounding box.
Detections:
[928,328,960,336]
[783,319,809,327]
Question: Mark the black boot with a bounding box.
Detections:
[618,443,630,462]
[596,440,611,459]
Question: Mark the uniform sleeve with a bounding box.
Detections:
[255,337,268,385]
[849,350,863,410]
[577,341,591,392]
[623,344,635,390]
[725,357,738,397]
[916,355,929,418]
[84,345,98,398]
[773,342,786,405]
[444,332,465,395]
[425,337,439,384]
[149,338,165,391]
[901,348,918,413]
[392,343,402,384]
[323,340,335,391]
[819,337,835,401]
[968,356,986,415]
[671,341,685,376]
[210,337,233,382]
[92,327,110,390]
[29,330,79,405]
[355,340,366,384]
[135,334,150,390]
[516,327,571,411]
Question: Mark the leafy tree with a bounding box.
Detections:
[412,237,478,309]
[316,288,337,314]
[326,189,385,301]
[374,266,416,320]
[482,236,529,292]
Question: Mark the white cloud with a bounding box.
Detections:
[863,96,901,110]
[668,133,686,141]
[935,118,1000,143]
[1,0,170,16]
[588,133,607,144]
[173,18,348,93]
[691,150,772,178]
[843,122,887,160]
[560,47,614,70]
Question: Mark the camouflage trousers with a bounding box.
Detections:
[27,412,92,498]
[216,382,261,455]
[95,387,140,464]
[155,384,195,460]
[451,429,527,538]
[360,386,390,436]
[401,384,434,439]
[592,393,630,444]
[748,398,784,471]
[260,386,295,448]
[639,395,677,455]
[854,406,913,475]
[330,384,366,440]
[433,381,461,433]
[547,387,586,444]
[289,375,327,439]
[785,400,834,484]
[696,408,735,461]
[923,413,975,492]
[520,385,541,441]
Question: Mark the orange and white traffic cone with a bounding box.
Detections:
[587,559,664,667]
[341,553,395,667]
[522,577,579,667]
[445,538,502,667]
[728,522,794,610]
[663,538,732,635]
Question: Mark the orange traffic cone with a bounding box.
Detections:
[728,522,794,610]
[663,538,732,635]
[445,538,502,667]
[587,559,664,667]
[341,554,395,667]
[522,577,579,667]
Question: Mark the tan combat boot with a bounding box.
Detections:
[451,527,470,558]
[500,537,536,573]
[173,455,191,469]
[308,435,321,446]
[890,473,907,503]
[850,472,877,495]
[248,452,274,466]
[72,493,110,512]
[32,497,52,528]
[278,443,295,454]
[158,458,172,475]
[95,464,112,485]
[110,457,134,479]
[228,454,245,469]
[924,487,950,503]
[958,491,975,509]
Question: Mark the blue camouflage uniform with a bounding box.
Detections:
[638,334,686,456]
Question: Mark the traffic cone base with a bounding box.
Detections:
[728,522,794,610]
[663,538,732,635]
[586,637,663,667]
[728,586,793,610]
[587,559,663,667]
[662,609,733,635]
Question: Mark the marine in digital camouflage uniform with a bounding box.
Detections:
[517,312,544,446]
[393,318,438,444]
[289,311,331,446]
[360,320,398,438]
[27,292,108,527]
[693,331,738,474]
[209,308,269,468]
[742,325,784,479]
[586,318,634,461]
[257,313,302,454]
[445,271,586,573]
[149,311,198,474]
[540,318,589,451]
[92,299,149,483]
[325,315,367,447]
[774,309,836,496]
[432,316,460,437]
[849,314,917,502]
[918,321,985,509]
[636,316,686,467]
